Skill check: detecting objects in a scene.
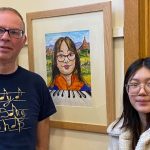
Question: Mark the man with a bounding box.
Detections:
[0,7,56,150]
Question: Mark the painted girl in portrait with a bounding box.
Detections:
[49,36,91,92]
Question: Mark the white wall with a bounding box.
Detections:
[0,0,124,149]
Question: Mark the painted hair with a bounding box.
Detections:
[114,57,150,149]
[51,36,83,83]
[0,7,25,31]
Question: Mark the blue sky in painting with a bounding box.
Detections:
[45,30,89,47]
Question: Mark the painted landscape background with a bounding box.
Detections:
[45,30,91,88]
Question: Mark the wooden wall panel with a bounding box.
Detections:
[124,0,139,72]
[139,0,150,57]
[124,0,150,71]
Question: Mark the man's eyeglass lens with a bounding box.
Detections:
[0,28,24,39]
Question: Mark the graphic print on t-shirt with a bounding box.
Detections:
[0,87,30,132]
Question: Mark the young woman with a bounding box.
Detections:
[49,36,91,92]
[107,57,150,150]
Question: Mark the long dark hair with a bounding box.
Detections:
[51,36,83,83]
[114,57,150,149]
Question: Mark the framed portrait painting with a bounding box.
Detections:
[26,1,115,133]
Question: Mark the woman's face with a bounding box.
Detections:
[128,67,150,114]
[56,41,75,76]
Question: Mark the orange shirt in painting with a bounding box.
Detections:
[53,74,84,91]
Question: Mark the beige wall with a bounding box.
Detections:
[0,0,124,149]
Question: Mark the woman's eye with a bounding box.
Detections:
[147,83,150,87]
[59,55,63,57]
[57,54,63,57]
[130,83,139,87]
[69,53,73,56]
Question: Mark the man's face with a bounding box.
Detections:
[0,11,26,63]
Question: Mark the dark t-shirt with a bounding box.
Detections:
[0,66,56,150]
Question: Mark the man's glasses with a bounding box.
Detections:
[57,53,75,62]
[0,27,24,39]
[126,82,150,95]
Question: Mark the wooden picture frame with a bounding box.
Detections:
[26,1,115,133]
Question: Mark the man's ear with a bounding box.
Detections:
[23,35,27,45]
[21,35,27,48]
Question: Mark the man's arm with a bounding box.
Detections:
[36,117,50,150]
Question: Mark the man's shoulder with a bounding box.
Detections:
[19,66,42,79]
